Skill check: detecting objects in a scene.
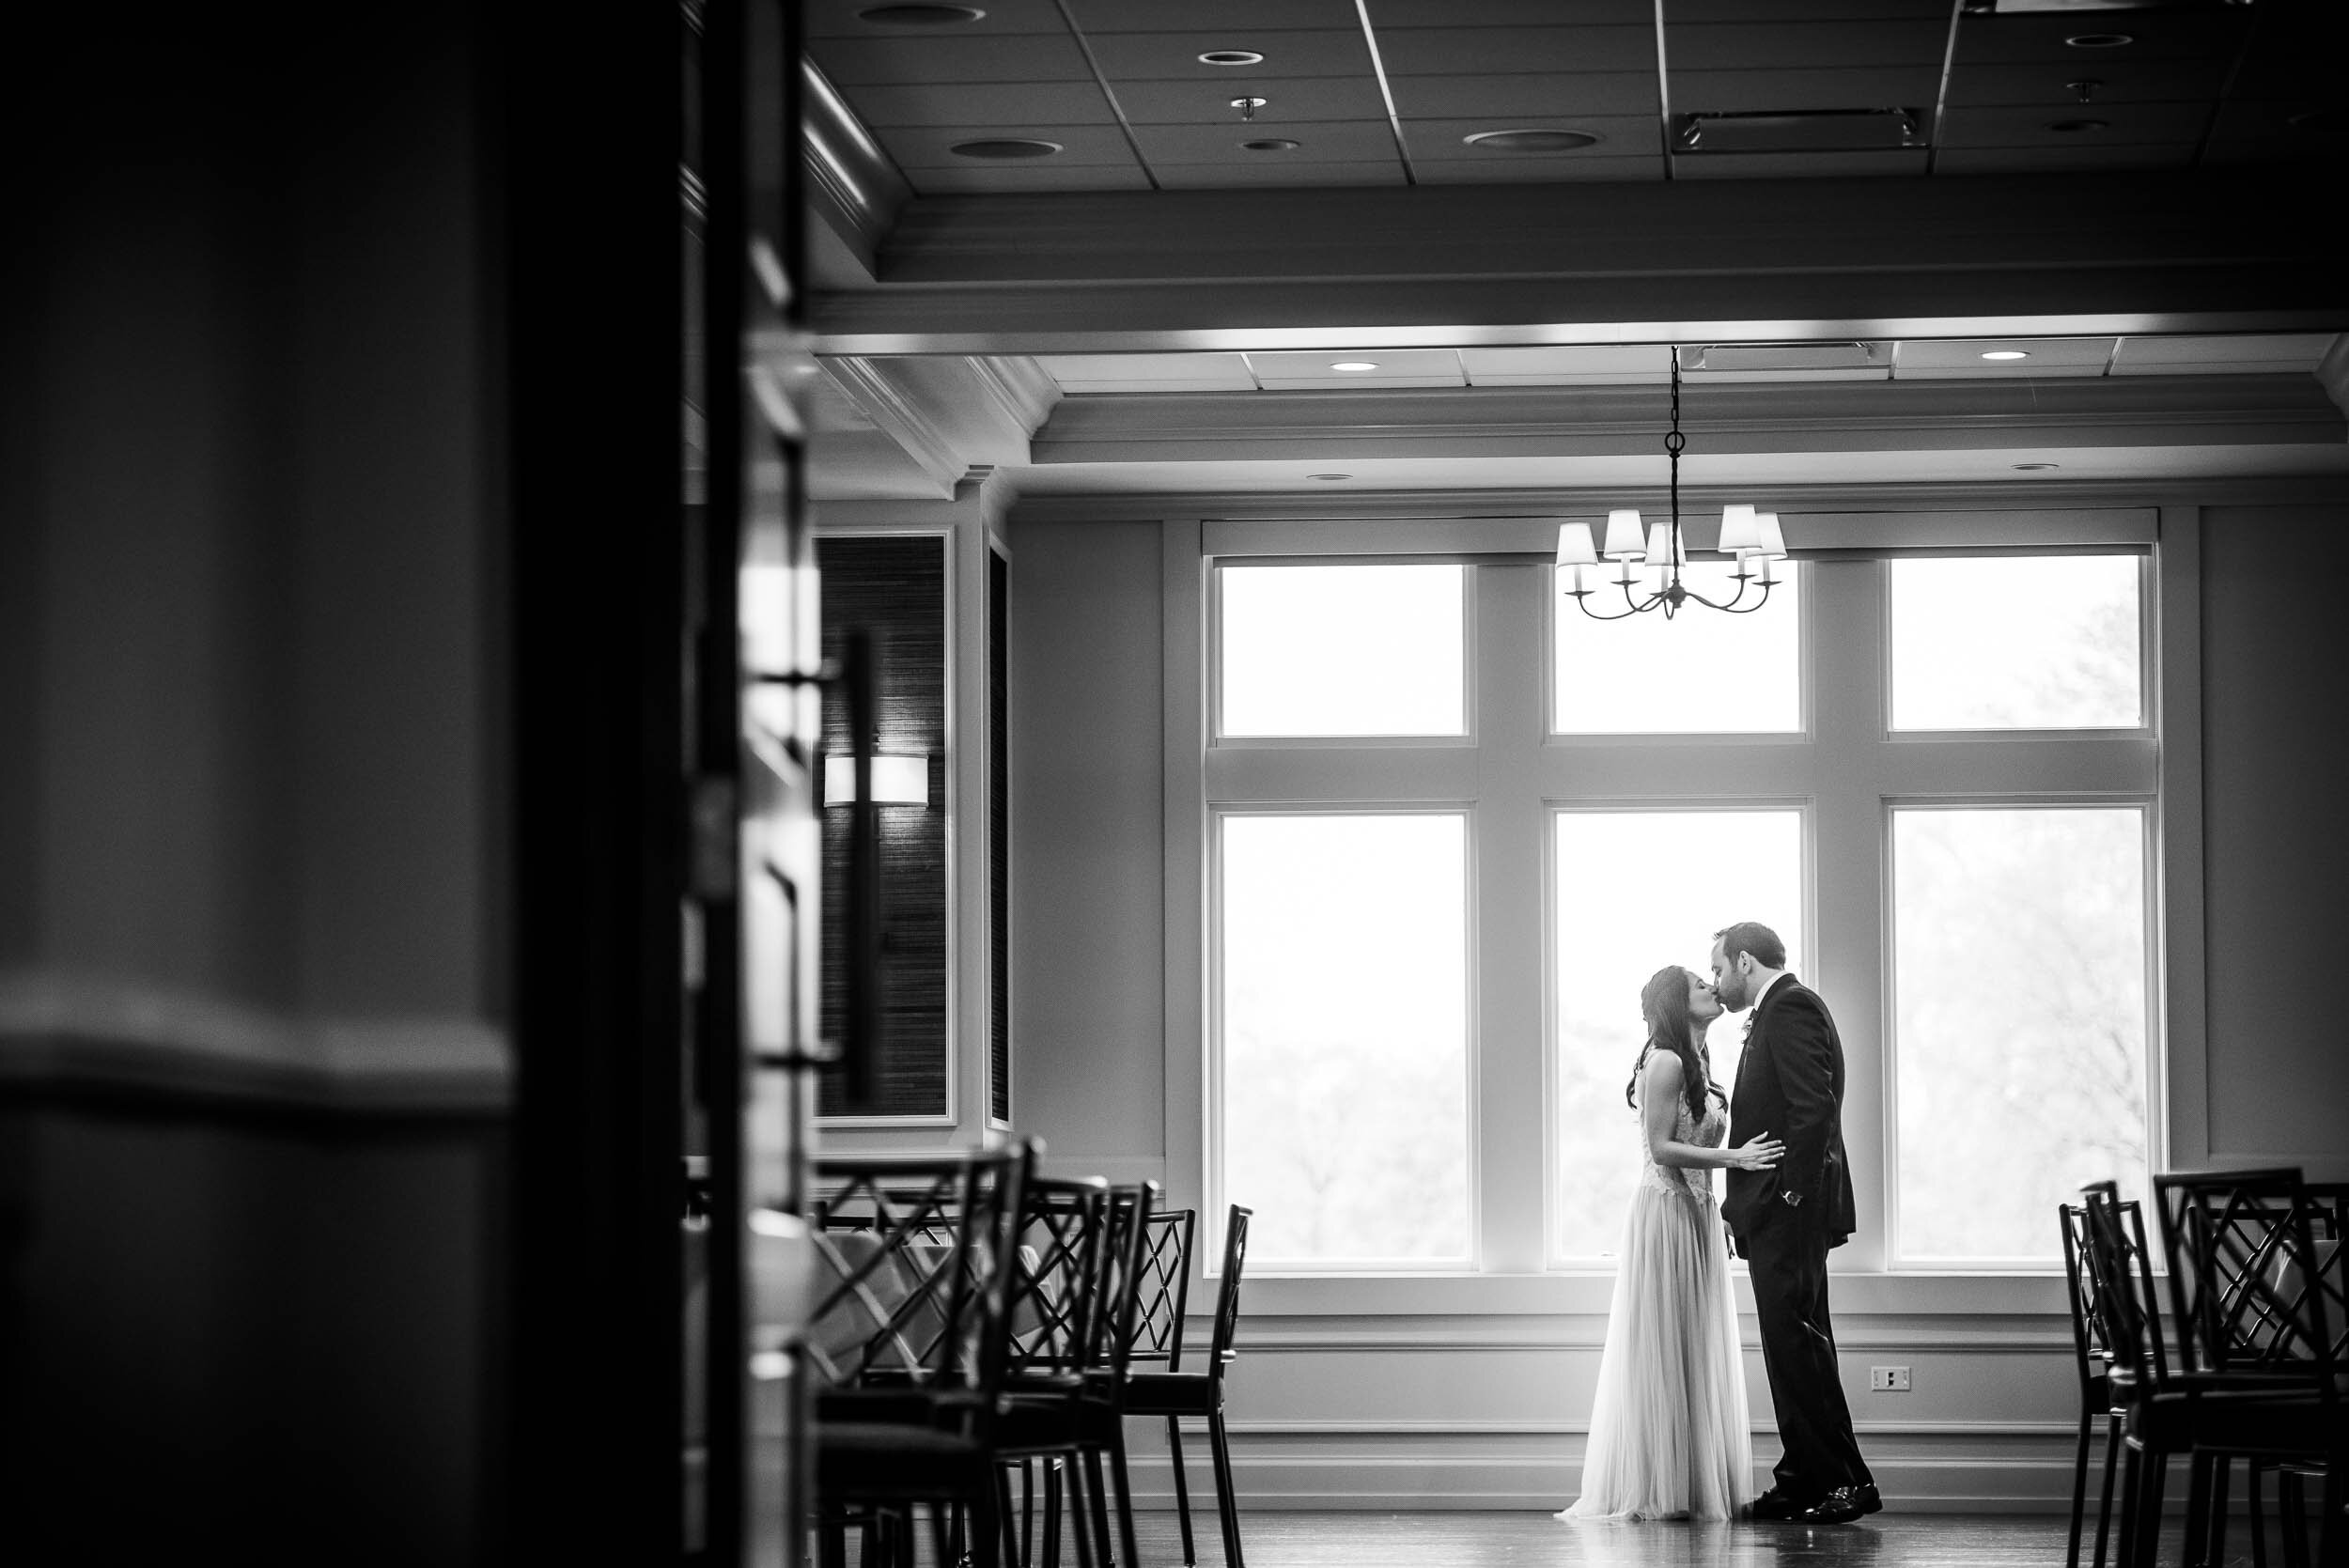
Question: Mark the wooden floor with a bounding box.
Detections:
[817,1510,2248,1568]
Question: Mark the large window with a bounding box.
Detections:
[1199,527,2168,1276]
[1220,812,1470,1265]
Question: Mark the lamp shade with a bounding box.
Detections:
[1602,509,1644,560]
[1755,512,1787,559]
[1717,503,1762,554]
[1642,520,1686,567]
[1555,521,1598,567]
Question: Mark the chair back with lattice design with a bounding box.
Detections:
[1092,1182,1162,1381]
[1204,1204,1252,1388]
[2304,1182,2349,1367]
[2155,1169,2336,1392]
[1123,1206,1196,1374]
[2079,1181,2168,1389]
[2061,1200,2112,1392]
[803,1146,1029,1394]
[1004,1176,1113,1386]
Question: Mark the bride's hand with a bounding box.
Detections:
[1729,1134,1784,1171]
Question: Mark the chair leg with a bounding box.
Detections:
[2096,1414,2123,1568]
[2316,1462,2345,1568]
[1166,1417,1197,1567]
[2192,1452,2229,1568]
[2136,1452,2172,1568]
[2254,1462,2270,1568]
[820,1517,850,1568]
[1044,1459,1066,1568]
[2116,1445,2144,1568]
[1107,1421,1143,1568]
[972,1476,1005,1568]
[1208,1408,1245,1568]
[1082,1449,1116,1568]
[2071,1407,2097,1568]
[1067,1456,1097,1568]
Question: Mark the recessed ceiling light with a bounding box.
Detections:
[1463,129,1602,152]
[2063,32,2134,48]
[1241,138,1300,152]
[949,138,1063,160]
[858,3,988,22]
[2045,118,2109,133]
[1198,49,1265,66]
[1330,361,1379,373]
[2012,462,2061,471]
[1308,474,1353,481]
[1981,349,2030,360]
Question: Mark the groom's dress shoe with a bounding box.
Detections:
[1849,1483,1883,1515]
[1749,1489,1810,1521]
[1799,1487,1869,1525]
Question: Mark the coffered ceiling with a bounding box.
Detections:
[794,0,2349,506]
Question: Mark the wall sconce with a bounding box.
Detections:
[822,754,929,806]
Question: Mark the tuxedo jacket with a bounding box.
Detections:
[1721,974,1857,1246]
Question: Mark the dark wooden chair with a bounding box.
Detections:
[1124,1204,1252,1568]
[2153,1170,2343,1568]
[2079,1180,2181,1568]
[2062,1198,2127,1568]
[806,1145,1033,1568]
[995,1176,1114,1568]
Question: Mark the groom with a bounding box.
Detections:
[1711,921,1878,1525]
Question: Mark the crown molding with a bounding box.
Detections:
[1005,474,2349,527]
[800,59,909,281]
[820,354,968,497]
[1025,375,2343,467]
[967,355,1062,439]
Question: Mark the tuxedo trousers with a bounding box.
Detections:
[1744,1215,1874,1500]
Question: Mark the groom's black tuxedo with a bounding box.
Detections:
[1724,972,1873,1505]
[1721,975,1856,1244]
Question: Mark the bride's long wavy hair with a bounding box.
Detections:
[1625,964,1719,1123]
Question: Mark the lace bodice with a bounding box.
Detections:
[1637,1066,1727,1203]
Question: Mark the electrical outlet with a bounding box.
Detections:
[1869,1365,1911,1391]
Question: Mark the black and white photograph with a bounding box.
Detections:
[5,1,2344,1563]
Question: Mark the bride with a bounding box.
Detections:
[1559,965,1782,1521]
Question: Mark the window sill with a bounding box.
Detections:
[1227,1269,2068,1317]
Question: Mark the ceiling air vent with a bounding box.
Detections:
[1688,342,1887,373]
[1673,108,1924,154]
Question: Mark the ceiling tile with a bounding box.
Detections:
[807,0,1070,35]
[1127,118,1399,163]
[808,33,1097,84]
[1370,0,1655,23]
[1667,0,1948,18]
[1155,160,1408,189]
[1066,0,1361,30]
[1247,349,1466,388]
[1388,71,1658,117]
[1085,29,1376,80]
[1112,74,1391,123]
[900,163,1154,194]
[1461,346,1672,383]
[1038,352,1260,391]
[1670,66,1943,115]
[1895,338,2115,378]
[1932,144,2195,174]
[1938,101,2214,148]
[1941,57,2229,109]
[2109,334,2339,375]
[1664,20,1950,70]
[840,80,1119,127]
[1414,153,1664,183]
[1404,113,1662,159]
[1375,25,1658,74]
[1951,9,2251,67]
[876,122,1143,168]
[1672,148,1927,179]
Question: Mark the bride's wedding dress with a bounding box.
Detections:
[1559,1082,1755,1521]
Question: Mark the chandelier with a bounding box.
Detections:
[1557,347,1786,619]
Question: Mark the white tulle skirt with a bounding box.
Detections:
[1557,1178,1754,1521]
